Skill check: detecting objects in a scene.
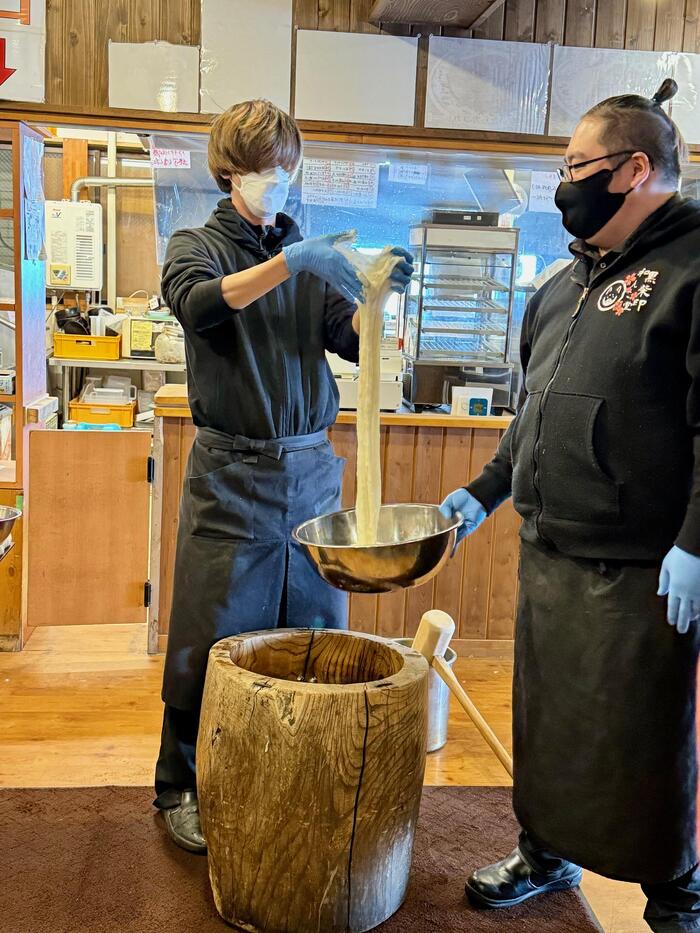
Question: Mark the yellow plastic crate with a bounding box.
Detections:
[54,333,121,361]
[68,398,136,428]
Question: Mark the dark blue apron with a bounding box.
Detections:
[162,427,347,710]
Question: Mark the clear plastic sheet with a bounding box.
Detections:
[425,37,549,135]
[668,53,700,145]
[200,0,292,113]
[22,132,45,261]
[150,134,221,266]
[108,41,199,113]
[295,30,418,126]
[549,46,677,137]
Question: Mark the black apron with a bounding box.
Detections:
[162,427,348,711]
[513,540,700,884]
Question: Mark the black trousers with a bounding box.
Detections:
[520,831,700,932]
[153,705,199,810]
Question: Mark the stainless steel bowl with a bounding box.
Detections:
[293,503,461,594]
[0,506,21,546]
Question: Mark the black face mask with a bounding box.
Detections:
[554,159,633,240]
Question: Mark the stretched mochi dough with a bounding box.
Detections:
[334,235,402,545]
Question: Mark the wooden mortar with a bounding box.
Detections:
[197,628,429,933]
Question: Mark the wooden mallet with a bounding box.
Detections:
[411,609,514,778]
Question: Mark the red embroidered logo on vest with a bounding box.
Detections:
[597,268,660,316]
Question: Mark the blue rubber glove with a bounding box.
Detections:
[283,233,365,303]
[439,488,487,547]
[657,545,700,634]
[388,247,414,294]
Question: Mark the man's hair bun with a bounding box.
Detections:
[652,78,678,106]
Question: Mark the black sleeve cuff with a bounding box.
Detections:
[466,470,512,515]
[675,503,700,557]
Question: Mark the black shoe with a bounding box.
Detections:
[465,846,583,909]
[162,789,207,854]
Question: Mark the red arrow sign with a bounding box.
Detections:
[0,38,15,87]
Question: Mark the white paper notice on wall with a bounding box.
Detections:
[201,0,292,113]
[108,41,200,113]
[425,37,549,134]
[302,159,380,209]
[295,31,418,126]
[0,0,47,103]
[150,148,191,169]
[388,163,429,186]
[529,172,560,213]
[549,46,675,137]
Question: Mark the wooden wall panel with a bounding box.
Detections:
[64,0,98,110]
[45,0,66,105]
[160,0,200,44]
[95,0,128,109]
[61,139,88,199]
[434,429,471,624]
[127,0,159,43]
[404,426,442,637]
[460,430,498,639]
[504,0,537,40]
[294,0,319,29]
[534,0,566,43]
[625,0,658,50]
[349,0,380,32]
[564,0,596,47]
[318,0,351,29]
[371,425,412,638]
[684,0,700,53]
[473,3,506,39]
[654,0,686,51]
[593,0,627,47]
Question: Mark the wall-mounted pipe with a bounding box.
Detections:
[70,176,152,202]
[107,134,117,312]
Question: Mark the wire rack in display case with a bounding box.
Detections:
[402,223,519,411]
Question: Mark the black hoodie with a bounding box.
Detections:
[160,199,359,439]
[468,194,700,560]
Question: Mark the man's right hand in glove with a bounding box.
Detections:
[283,233,365,304]
[440,488,487,548]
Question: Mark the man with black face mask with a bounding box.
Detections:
[441,79,700,931]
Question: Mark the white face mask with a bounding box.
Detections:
[232,166,291,220]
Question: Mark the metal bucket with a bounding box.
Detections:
[394,638,456,753]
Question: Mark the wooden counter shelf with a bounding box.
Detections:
[153,384,514,431]
[149,385,519,659]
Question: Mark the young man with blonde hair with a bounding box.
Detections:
[154,99,413,852]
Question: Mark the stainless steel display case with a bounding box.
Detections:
[402,223,519,411]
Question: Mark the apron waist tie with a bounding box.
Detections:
[196,426,328,461]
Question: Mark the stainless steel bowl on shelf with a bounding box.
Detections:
[0,506,21,546]
[293,503,461,594]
